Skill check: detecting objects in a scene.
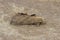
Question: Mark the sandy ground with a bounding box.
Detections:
[0,0,60,40]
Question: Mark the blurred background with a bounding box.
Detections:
[0,0,60,40]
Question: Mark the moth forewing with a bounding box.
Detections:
[10,13,46,25]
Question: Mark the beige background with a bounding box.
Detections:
[0,0,60,40]
[39,0,60,2]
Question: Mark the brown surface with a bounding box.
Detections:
[0,0,60,40]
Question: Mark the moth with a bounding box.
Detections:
[10,13,46,25]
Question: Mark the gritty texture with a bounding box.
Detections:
[0,0,60,40]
